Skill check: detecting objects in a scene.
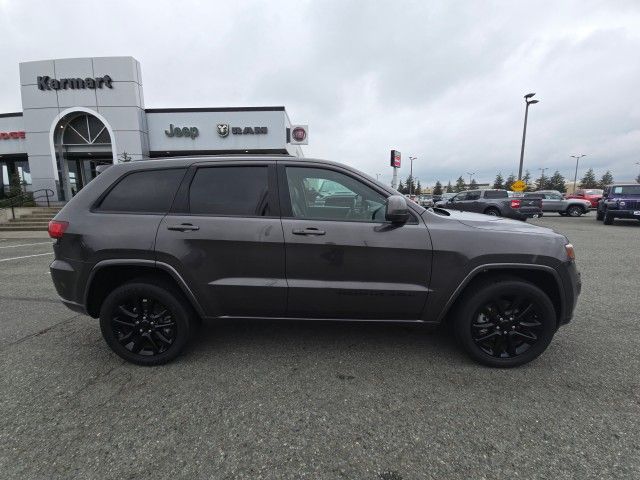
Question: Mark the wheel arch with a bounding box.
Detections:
[84,260,205,319]
[438,264,565,327]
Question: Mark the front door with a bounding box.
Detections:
[278,163,432,320]
[155,162,286,318]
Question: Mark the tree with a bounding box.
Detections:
[433,181,443,196]
[7,172,24,198]
[504,173,516,191]
[493,173,504,190]
[454,176,466,192]
[598,171,614,188]
[415,180,422,196]
[119,151,133,162]
[398,180,405,194]
[522,170,532,191]
[636,173,640,184]
[579,168,598,189]
[446,181,454,193]
[535,172,549,191]
[548,170,567,193]
[469,178,478,189]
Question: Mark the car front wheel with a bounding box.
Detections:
[99,280,194,366]
[566,205,583,217]
[603,212,614,225]
[453,279,556,367]
[596,209,604,221]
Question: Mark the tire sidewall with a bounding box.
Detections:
[567,206,582,217]
[99,282,191,366]
[453,280,556,367]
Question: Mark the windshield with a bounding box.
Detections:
[611,185,640,196]
[584,189,603,195]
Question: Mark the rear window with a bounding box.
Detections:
[189,166,270,216]
[484,190,508,199]
[97,168,186,213]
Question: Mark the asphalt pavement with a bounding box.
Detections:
[0,214,638,479]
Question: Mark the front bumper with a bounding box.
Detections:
[607,209,640,219]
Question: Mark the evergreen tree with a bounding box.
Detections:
[548,170,567,193]
[598,171,614,188]
[579,168,598,188]
[493,173,504,190]
[433,181,443,196]
[415,180,422,196]
[7,172,24,198]
[469,178,478,189]
[535,172,548,191]
[522,170,532,191]
[504,173,516,191]
[446,181,454,193]
[398,180,405,194]
[454,176,466,192]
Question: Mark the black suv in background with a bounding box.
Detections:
[49,157,581,368]
[436,189,542,220]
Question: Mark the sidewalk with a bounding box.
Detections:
[0,231,50,239]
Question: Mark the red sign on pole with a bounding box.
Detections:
[0,131,26,140]
[390,150,401,168]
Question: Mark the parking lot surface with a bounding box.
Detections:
[0,215,638,479]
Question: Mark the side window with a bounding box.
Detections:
[466,191,481,201]
[285,167,386,222]
[453,192,468,201]
[97,168,186,213]
[189,166,270,216]
[484,190,508,199]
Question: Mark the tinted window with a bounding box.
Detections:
[453,192,468,201]
[484,190,508,199]
[189,166,270,216]
[466,191,481,200]
[97,168,186,213]
[286,167,386,222]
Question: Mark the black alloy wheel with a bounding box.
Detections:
[100,281,193,365]
[471,296,543,359]
[453,279,555,367]
[111,296,176,356]
[485,208,501,217]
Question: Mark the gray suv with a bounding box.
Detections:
[49,157,581,368]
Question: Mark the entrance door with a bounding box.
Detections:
[278,163,433,320]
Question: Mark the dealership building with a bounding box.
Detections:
[0,56,305,202]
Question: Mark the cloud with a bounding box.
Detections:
[1,0,639,185]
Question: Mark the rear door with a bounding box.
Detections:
[155,161,286,318]
[278,163,432,320]
[544,193,564,211]
[449,191,468,210]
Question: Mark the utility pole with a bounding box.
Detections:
[571,154,586,192]
[409,156,417,196]
[518,93,540,179]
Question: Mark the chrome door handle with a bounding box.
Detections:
[292,227,326,236]
[167,223,200,232]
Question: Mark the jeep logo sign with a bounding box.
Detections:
[37,75,114,91]
[165,124,199,139]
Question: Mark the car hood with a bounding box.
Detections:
[433,209,554,234]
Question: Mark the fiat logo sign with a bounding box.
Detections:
[292,127,306,142]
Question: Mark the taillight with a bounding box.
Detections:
[48,220,69,239]
[510,199,521,209]
[565,243,576,261]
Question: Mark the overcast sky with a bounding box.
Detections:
[1,0,639,186]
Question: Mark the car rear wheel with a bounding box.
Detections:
[99,280,194,366]
[603,212,614,225]
[453,279,556,367]
[566,205,584,217]
[484,207,501,217]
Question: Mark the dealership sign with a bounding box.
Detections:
[217,124,268,137]
[37,75,114,90]
[390,150,401,168]
[0,131,26,140]
[165,124,199,139]
[289,125,308,145]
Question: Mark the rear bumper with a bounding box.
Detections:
[50,258,89,314]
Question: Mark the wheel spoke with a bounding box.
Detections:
[513,330,537,342]
[506,334,517,356]
[113,318,135,328]
[147,333,160,354]
[153,330,173,346]
[118,305,138,319]
[131,335,145,354]
[474,331,499,343]
[515,303,534,321]
[150,309,168,320]
[153,321,176,329]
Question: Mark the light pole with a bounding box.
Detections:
[409,156,417,196]
[518,93,540,179]
[466,171,476,188]
[635,162,640,182]
[571,154,586,192]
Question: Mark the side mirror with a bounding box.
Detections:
[385,195,410,224]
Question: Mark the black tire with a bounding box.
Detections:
[452,279,556,368]
[99,280,194,366]
[596,209,604,221]
[484,207,501,217]
[603,212,614,225]
[566,205,583,217]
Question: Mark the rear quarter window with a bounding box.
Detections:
[96,168,186,213]
[484,190,508,199]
